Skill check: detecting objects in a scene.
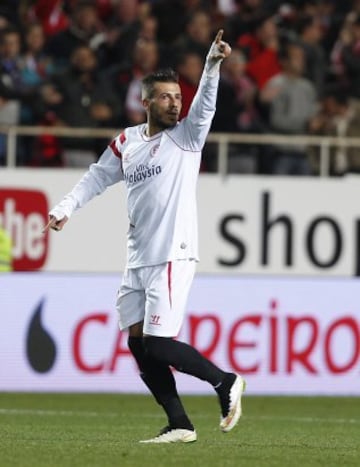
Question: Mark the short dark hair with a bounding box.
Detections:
[321,84,350,106]
[73,0,96,12]
[297,15,315,36]
[253,12,275,32]
[278,39,303,62]
[142,68,179,99]
[0,26,21,46]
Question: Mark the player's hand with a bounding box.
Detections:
[209,29,232,60]
[42,215,68,233]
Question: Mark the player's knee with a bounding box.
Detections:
[128,336,147,370]
[144,335,171,361]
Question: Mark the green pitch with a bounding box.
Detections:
[0,393,359,467]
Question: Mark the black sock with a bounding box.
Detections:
[144,336,226,387]
[128,336,193,430]
[161,400,194,430]
[215,373,237,417]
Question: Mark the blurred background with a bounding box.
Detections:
[0,0,360,397]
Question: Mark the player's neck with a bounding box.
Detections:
[145,123,163,137]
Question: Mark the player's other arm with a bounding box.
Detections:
[180,30,231,151]
[43,138,124,233]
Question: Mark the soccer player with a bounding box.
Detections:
[43,30,246,444]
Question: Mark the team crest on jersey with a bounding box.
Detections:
[150,143,160,157]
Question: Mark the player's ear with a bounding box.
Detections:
[142,98,150,111]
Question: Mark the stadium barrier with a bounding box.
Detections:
[2,124,360,176]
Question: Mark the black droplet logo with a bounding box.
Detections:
[26,299,57,373]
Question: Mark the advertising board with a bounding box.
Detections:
[1,273,359,395]
[1,170,360,276]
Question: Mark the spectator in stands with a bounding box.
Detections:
[0,2,20,28]
[107,38,159,127]
[27,0,69,37]
[210,47,261,173]
[330,13,353,80]
[101,0,142,68]
[340,14,360,99]
[89,0,114,22]
[17,22,60,165]
[138,14,158,42]
[46,44,121,165]
[309,85,360,175]
[20,22,55,123]
[226,0,269,43]
[0,27,23,120]
[220,47,259,132]
[238,13,282,89]
[315,0,342,57]
[0,27,38,165]
[297,15,327,95]
[0,8,11,32]
[260,42,317,174]
[174,9,213,62]
[150,0,187,46]
[176,51,203,119]
[45,0,105,71]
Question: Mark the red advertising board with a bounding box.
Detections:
[0,189,49,270]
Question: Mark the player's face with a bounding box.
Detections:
[146,82,182,129]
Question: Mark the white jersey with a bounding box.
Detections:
[50,61,220,268]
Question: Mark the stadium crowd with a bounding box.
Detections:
[1,0,360,174]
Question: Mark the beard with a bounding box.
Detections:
[149,102,178,130]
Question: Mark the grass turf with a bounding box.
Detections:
[0,393,359,467]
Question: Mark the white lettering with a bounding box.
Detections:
[0,198,45,261]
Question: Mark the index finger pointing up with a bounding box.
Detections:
[215,29,223,44]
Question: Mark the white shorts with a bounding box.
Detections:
[116,260,196,337]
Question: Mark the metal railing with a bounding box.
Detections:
[2,124,360,176]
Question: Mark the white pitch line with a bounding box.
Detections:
[0,409,359,425]
[248,415,360,425]
[0,408,117,417]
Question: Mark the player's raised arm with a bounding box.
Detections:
[178,29,231,151]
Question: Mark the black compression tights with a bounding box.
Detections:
[128,336,192,429]
[143,336,225,387]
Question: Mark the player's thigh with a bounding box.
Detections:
[143,260,196,337]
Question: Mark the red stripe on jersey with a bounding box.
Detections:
[109,139,122,159]
[120,132,126,144]
[167,262,172,309]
